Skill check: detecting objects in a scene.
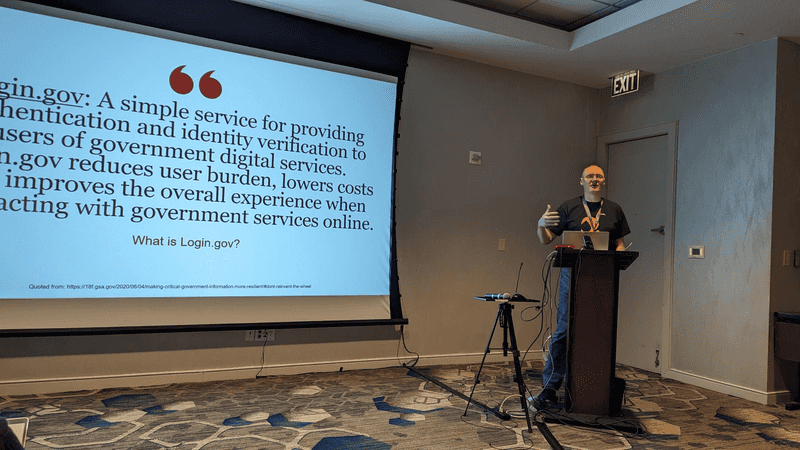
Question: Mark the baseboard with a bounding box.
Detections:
[0,369,254,396]
[253,351,538,376]
[0,351,541,396]
[664,369,792,405]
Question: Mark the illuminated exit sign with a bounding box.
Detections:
[611,70,639,97]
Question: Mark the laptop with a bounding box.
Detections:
[562,230,610,251]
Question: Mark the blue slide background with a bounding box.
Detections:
[0,7,396,299]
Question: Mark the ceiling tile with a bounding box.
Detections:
[567,6,619,30]
[456,0,537,15]
[518,0,609,28]
[612,0,644,7]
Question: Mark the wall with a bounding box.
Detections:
[599,39,779,400]
[395,49,599,358]
[0,48,601,395]
[771,38,800,396]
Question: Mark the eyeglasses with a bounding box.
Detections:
[584,174,605,180]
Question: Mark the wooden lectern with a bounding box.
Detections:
[554,249,638,416]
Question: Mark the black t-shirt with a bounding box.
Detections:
[547,196,631,245]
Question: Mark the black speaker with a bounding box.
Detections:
[610,377,626,416]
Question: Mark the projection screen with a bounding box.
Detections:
[0,1,405,331]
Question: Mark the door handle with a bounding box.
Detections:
[650,225,665,235]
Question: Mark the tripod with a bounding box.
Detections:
[464,301,533,433]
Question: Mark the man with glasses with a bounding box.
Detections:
[531,164,630,410]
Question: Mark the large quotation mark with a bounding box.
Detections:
[169,65,193,94]
[198,71,222,99]
[169,66,222,99]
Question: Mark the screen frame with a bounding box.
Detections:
[1,0,409,336]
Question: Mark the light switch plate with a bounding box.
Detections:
[688,246,704,259]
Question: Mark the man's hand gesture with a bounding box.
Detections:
[538,204,559,228]
[537,204,559,244]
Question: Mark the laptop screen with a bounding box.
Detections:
[562,231,610,251]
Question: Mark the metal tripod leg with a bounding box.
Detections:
[463,304,511,420]
[504,304,534,433]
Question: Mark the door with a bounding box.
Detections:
[606,135,668,371]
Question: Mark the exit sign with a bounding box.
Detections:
[611,70,639,97]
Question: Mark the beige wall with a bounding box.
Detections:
[395,49,599,358]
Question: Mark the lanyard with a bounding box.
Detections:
[581,197,603,232]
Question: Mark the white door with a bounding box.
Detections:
[606,135,668,371]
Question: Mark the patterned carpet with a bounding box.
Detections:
[1,360,799,449]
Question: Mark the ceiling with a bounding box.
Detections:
[237,0,800,89]
[453,0,645,32]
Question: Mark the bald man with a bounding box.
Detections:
[531,164,630,411]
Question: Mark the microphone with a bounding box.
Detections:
[474,293,511,301]
[509,293,540,303]
[473,263,542,303]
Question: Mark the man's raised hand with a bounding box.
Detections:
[538,204,560,228]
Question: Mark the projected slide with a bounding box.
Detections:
[0,7,396,299]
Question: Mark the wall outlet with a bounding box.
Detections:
[255,329,275,341]
[469,151,482,165]
[783,250,791,266]
[245,330,255,341]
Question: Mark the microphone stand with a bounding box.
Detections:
[464,299,533,434]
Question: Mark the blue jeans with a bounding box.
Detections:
[541,267,570,391]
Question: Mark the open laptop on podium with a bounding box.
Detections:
[562,230,610,251]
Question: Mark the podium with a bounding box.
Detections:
[553,249,638,416]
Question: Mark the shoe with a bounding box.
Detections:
[527,388,559,413]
